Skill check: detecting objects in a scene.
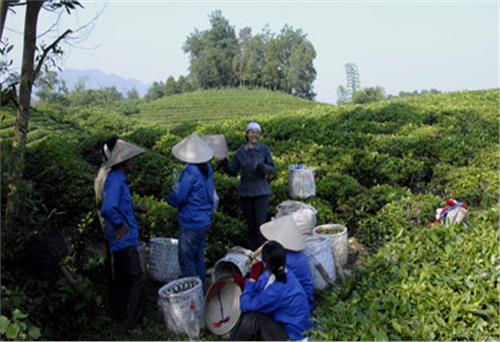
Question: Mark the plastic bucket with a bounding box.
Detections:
[313,224,348,266]
[212,247,252,282]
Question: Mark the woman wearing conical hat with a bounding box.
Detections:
[259,215,315,312]
[166,134,215,286]
[222,122,276,251]
[230,241,312,341]
[99,138,147,332]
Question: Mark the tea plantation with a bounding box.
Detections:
[1,88,498,340]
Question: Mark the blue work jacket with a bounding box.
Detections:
[240,269,312,341]
[167,163,214,229]
[100,169,140,251]
[287,250,315,311]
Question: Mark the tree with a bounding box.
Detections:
[35,69,68,103]
[352,86,386,104]
[345,63,360,101]
[5,0,83,232]
[184,10,238,88]
[164,75,177,96]
[127,87,140,100]
[144,81,165,101]
[286,33,316,99]
[336,85,349,104]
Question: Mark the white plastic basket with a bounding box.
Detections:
[304,235,336,289]
[158,277,204,339]
[288,166,316,199]
[148,237,181,283]
[313,224,348,266]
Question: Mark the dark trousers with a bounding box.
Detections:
[240,195,269,251]
[230,312,288,341]
[110,246,146,330]
[178,227,207,288]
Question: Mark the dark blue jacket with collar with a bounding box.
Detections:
[227,142,276,197]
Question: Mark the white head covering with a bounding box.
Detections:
[172,134,214,164]
[260,215,305,251]
[246,122,261,134]
[201,134,228,160]
[104,139,146,169]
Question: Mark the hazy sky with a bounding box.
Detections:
[4,1,498,103]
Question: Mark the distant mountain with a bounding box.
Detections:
[59,69,150,97]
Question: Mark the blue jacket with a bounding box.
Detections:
[227,143,276,197]
[100,169,140,251]
[287,250,314,311]
[167,163,214,229]
[240,270,312,340]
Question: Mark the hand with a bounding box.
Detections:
[249,261,264,281]
[257,163,266,175]
[115,224,129,240]
[233,273,246,288]
[134,205,148,214]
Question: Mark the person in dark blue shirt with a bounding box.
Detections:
[167,135,215,286]
[99,139,147,332]
[230,241,311,341]
[222,122,276,250]
[260,215,315,311]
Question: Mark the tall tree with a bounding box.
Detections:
[345,63,360,101]
[184,10,238,88]
[5,0,83,231]
[164,75,177,96]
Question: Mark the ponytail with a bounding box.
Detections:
[262,241,287,283]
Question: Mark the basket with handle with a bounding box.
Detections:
[313,224,348,266]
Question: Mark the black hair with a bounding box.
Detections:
[99,135,118,161]
[262,241,287,283]
[196,162,209,178]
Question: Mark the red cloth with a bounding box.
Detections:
[233,273,246,288]
[249,261,264,280]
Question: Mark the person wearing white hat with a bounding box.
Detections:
[259,215,314,311]
[222,121,276,251]
[230,241,312,341]
[166,134,215,285]
[99,138,147,332]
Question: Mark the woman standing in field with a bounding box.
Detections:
[166,134,215,286]
[222,122,276,251]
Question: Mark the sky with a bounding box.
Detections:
[4,1,499,104]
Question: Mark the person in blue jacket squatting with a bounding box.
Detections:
[222,121,276,251]
[230,241,312,341]
[166,134,215,287]
[99,139,148,332]
[259,214,315,312]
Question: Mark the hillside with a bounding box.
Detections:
[1,88,498,340]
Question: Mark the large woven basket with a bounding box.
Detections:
[148,237,181,283]
[313,224,348,266]
[158,277,204,339]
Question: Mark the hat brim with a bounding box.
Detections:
[260,215,305,251]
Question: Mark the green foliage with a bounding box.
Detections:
[311,218,499,341]
[352,86,386,104]
[0,309,40,341]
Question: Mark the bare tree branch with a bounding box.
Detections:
[33,28,72,81]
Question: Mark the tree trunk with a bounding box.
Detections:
[0,0,10,42]
[5,0,45,231]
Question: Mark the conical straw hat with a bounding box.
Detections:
[204,277,242,336]
[201,134,228,160]
[104,139,146,169]
[172,134,213,164]
[260,214,305,251]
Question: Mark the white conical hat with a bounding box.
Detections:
[104,139,146,169]
[172,134,213,163]
[260,215,305,251]
[201,134,228,160]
